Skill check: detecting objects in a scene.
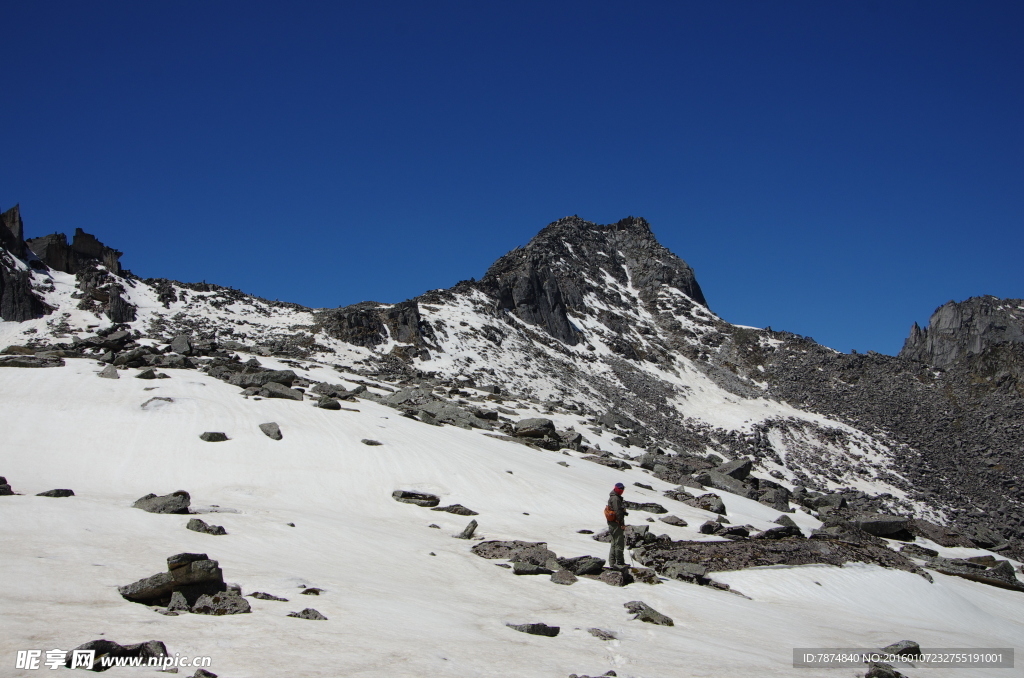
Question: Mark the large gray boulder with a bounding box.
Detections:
[169,334,193,355]
[714,458,753,480]
[683,493,726,515]
[98,364,119,379]
[259,422,283,440]
[187,518,227,536]
[852,513,913,538]
[471,540,557,566]
[228,367,297,388]
[288,607,327,620]
[692,470,753,498]
[199,432,229,442]
[36,489,74,497]
[118,553,225,606]
[261,381,304,401]
[132,490,191,514]
[192,590,251,615]
[557,555,605,575]
[513,418,556,437]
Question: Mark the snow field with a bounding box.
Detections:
[1,360,1023,677]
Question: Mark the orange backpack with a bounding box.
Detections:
[604,503,617,523]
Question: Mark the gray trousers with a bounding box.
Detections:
[608,522,625,567]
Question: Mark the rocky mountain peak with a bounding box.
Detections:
[899,296,1024,367]
[472,216,707,346]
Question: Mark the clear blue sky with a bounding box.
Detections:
[2,2,1021,355]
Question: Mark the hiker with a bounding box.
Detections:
[605,482,629,568]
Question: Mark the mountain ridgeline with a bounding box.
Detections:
[2,208,1023,559]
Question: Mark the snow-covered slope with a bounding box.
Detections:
[2,359,1022,677]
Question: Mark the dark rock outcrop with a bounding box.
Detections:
[471,540,557,565]
[28,227,124,275]
[900,296,1024,367]
[133,490,191,514]
[118,553,226,606]
[314,300,424,348]
[192,590,251,615]
[199,432,229,442]
[259,422,283,440]
[187,518,227,536]
[36,489,74,497]
[392,490,441,507]
[506,622,559,637]
[288,607,328,620]
[623,600,673,626]
[635,537,926,578]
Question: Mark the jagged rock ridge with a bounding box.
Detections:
[900,296,1024,367]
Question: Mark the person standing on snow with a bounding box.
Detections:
[605,482,629,568]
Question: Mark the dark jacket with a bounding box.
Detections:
[608,491,627,524]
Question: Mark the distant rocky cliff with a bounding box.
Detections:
[0,204,133,322]
[900,296,1024,368]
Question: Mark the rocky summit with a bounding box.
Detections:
[1,208,1023,677]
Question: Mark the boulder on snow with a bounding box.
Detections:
[0,355,64,368]
[471,540,557,566]
[431,504,479,516]
[118,553,225,606]
[249,591,289,601]
[512,418,556,437]
[659,515,688,527]
[683,493,726,515]
[317,397,342,410]
[506,622,559,637]
[288,607,327,620]
[599,569,633,587]
[391,490,440,507]
[557,555,605,575]
[0,477,14,496]
[187,518,227,536]
[587,628,617,641]
[36,489,74,497]
[63,639,168,671]
[133,490,191,514]
[624,500,668,514]
[199,432,229,442]
[624,600,673,626]
[551,569,578,585]
[714,458,753,480]
[864,663,907,678]
[455,519,478,540]
[259,422,283,440]
[881,640,921,659]
[192,589,251,615]
[361,439,382,446]
[774,514,798,528]
[167,591,190,612]
[513,561,554,575]
[98,364,119,379]
[261,381,304,401]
